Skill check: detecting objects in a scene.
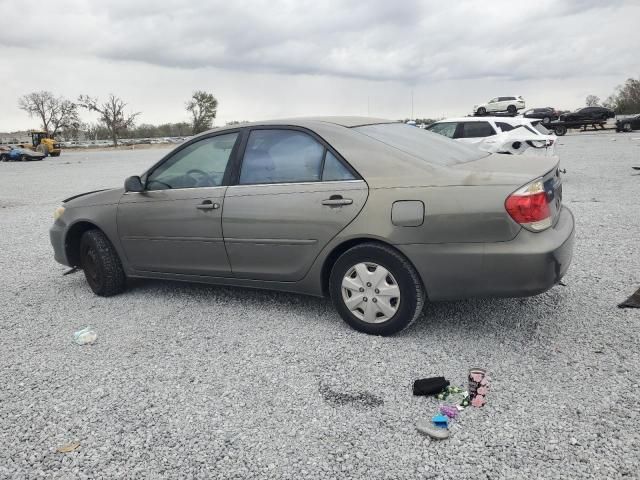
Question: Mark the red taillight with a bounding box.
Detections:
[505,179,552,231]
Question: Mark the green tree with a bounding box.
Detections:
[18,91,79,136]
[186,91,218,134]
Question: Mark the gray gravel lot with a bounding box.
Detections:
[1,133,639,479]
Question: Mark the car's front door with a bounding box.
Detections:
[222,128,368,281]
[117,132,239,276]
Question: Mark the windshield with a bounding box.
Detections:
[354,123,488,166]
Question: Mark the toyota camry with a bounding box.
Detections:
[50,117,574,335]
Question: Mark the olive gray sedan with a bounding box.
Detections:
[50,117,574,335]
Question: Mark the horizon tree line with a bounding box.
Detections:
[17,90,219,146]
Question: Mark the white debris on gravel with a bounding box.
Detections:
[0,135,639,479]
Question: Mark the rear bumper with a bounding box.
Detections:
[397,206,575,301]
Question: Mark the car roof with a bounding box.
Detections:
[201,116,396,136]
[432,117,511,123]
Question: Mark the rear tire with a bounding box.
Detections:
[80,230,126,296]
[329,243,425,336]
[20,155,28,162]
[623,123,632,132]
[0,154,7,162]
[507,105,517,114]
[554,125,567,136]
[542,116,551,124]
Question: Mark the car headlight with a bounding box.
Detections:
[53,206,65,221]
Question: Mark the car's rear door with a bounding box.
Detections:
[222,127,367,281]
[117,132,240,276]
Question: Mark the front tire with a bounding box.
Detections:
[329,243,425,336]
[542,116,551,124]
[623,123,632,132]
[507,105,517,114]
[21,155,28,162]
[477,107,486,115]
[80,230,126,296]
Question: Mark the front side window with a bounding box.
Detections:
[460,122,496,138]
[239,130,324,184]
[428,122,457,138]
[146,133,238,190]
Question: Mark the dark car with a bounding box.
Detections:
[0,146,46,162]
[560,107,615,122]
[522,107,559,124]
[616,114,640,132]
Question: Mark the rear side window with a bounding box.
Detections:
[460,122,496,138]
[239,130,324,184]
[354,123,488,166]
[428,122,457,138]
[533,123,550,135]
[322,151,356,181]
[496,122,515,132]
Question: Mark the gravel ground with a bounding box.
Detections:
[1,133,639,479]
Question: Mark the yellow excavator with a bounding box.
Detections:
[20,131,61,157]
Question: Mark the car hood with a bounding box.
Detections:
[63,188,124,207]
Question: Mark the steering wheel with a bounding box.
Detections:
[186,169,212,186]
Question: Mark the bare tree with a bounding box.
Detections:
[585,95,600,107]
[18,91,80,136]
[186,91,218,134]
[78,94,140,147]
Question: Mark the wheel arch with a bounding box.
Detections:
[320,237,426,297]
[64,220,105,267]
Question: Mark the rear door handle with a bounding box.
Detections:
[196,200,220,210]
[322,196,353,206]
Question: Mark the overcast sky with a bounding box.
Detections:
[1,0,639,131]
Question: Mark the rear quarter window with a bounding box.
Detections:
[460,122,496,138]
[354,123,488,166]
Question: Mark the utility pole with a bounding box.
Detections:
[411,90,414,120]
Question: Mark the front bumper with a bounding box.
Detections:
[49,221,70,266]
[397,206,575,301]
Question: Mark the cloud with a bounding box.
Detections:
[1,0,638,83]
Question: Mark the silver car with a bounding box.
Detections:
[50,117,574,335]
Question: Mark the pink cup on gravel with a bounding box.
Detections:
[468,368,488,407]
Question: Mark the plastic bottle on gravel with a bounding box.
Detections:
[73,326,97,345]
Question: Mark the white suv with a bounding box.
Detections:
[473,96,525,115]
[426,116,556,156]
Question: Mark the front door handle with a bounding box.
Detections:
[196,200,220,210]
[322,195,353,206]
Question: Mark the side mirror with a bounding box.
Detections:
[124,175,144,192]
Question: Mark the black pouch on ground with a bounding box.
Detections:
[618,287,640,308]
[413,377,450,396]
